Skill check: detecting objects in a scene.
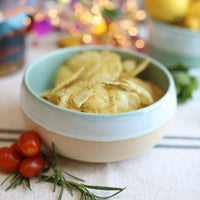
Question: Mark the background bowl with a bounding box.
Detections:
[20,46,177,162]
[146,18,200,68]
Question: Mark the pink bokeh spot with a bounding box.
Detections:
[32,19,52,37]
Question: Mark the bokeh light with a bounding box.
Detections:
[83,34,92,43]
[135,9,146,21]
[135,39,145,49]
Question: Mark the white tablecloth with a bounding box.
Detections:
[0,33,200,200]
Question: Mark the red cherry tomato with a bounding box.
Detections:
[19,155,45,178]
[0,147,22,173]
[11,141,21,154]
[10,142,25,159]
[18,130,41,157]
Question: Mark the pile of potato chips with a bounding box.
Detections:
[40,51,164,114]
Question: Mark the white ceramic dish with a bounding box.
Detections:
[146,18,200,68]
[20,46,177,162]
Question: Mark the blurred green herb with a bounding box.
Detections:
[168,63,198,104]
[102,7,119,20]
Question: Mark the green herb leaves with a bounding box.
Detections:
[1,171,32,191]
[168,63,198,104]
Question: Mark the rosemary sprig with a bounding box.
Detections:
[36,143,126,200]
[1,143,126,200]
[1,172,32,191]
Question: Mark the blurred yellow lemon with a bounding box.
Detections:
[144,0,190,23]
[58,36,81,47]
[184,1,200,30]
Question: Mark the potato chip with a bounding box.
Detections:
[118,59,137,80]
[50,67,84,93]
[106,86,140,113]
[103,81,133,92]
[131,59,149,77]
[57,87,77,108]
[81,83,110,114]
[121,79,154,105]
[65,51,101,80]
[40,50,165,114]
[132,78,165,102]
[89,51,122,82]
[71,87,94,108]
[56,51,100,85]
[40,88,68,105]
[55,65,74,86]
[60,80,89,108]
[122,59,137,72]
[65,51,99,71]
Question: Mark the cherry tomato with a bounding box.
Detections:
[0,147,22,173]
[10,142,25,159]
[19,155,45,178]
[18,130,41,157]
[11,141,21,154]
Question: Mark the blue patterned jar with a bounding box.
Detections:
[0,0,27,76]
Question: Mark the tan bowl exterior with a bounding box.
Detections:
[23,112,171,163]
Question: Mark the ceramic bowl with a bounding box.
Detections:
[146,18,200,68]
[20,46,177,162]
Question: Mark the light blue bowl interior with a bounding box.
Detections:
[25,46,170,96]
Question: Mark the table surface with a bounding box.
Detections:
[0,33,200,200]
